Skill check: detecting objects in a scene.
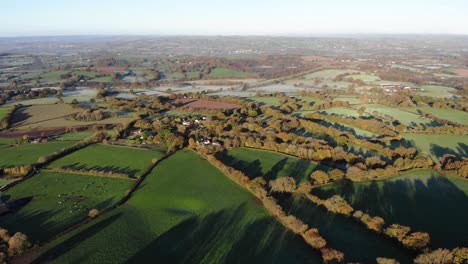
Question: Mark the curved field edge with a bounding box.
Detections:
[32,149,322,264]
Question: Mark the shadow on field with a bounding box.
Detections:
[311,174,468,249]
[34,212,122,263]
[430,143,468,160]
[127,204,321,264]
[0,197,116,242]
[60,162,140,178]
[8,107,32,128]
[275,193,415,263]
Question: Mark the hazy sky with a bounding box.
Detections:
[1,0,467,36]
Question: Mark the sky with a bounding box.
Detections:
[1,0,467,36]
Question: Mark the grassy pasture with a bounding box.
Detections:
[71,70,98,78]
[0,141,76,168]
[416,107,468,125]
[39,71,70,81]
[90,76,112,83]
[333,96,361,104]
[418,85,455,98]
[48,144,165,178]
[208,67,255,78]
[0,106,11,120]
[37,149,321,263]
[402,133,468,162]
[218,148,321,184]
[359,104,431,126]
[321,107,365,117]
[313,169,468,249]
[0,171,132,242]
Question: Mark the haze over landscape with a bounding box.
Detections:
[2,0,468,36]
[0,1,467,264]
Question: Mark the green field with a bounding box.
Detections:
[208,67,255,78]
[321,106,364,117]
[0,171,132,242]
[90,76,112,83]
[218,148,321,183]
[72,70,99,78]
[37,149,321,263]
[358,104,431,126]
[0,106,11,120]
[0,142,76,168]
[48,144,165,178]
[418,85,455,98]
[415,107,468,125]
[403,133,468,161]
[40,71,70,81]
[313,169,468,249]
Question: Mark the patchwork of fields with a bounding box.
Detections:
[36,149,321,263]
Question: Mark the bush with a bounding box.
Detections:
[376,257,400,264]
[310,170,330,185]
[88,209,100,218]
[321,248,345,263]
[303,228,327,249]
[269,177,297,193]
[384,224,411,242]
[7,232,31,256]
[414,248,453,264]
[452,247,468,264]
[402,232,430,250]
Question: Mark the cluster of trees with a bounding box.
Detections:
[69,109,112,122]
[437,155,468,178]
[414,247,468,264]
[304,193,432,251]
[0,228,32,262]
[313,112,398,137]
[314,100,350,110]
[0,165,32,177]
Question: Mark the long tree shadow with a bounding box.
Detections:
[0,197,116,242]
[312,173,468,249]
[275,193,415,263]
[127,204,322,264]
[34,212,123,263]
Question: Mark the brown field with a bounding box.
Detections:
[9,104,132,130]
[10,104,78,129]
[453,68,468,77]
[178,99,241,110]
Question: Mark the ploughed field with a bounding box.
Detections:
[36,149,322,263]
